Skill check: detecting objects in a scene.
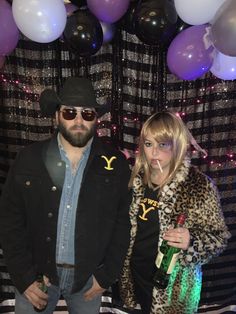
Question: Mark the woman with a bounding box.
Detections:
[119,111,230,314]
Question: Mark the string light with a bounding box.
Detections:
[0,74,235,167]
[0,73,38,102]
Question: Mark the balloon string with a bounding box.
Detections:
[187,128,208,157]
[203,26,213,50]
[176,112,208,157]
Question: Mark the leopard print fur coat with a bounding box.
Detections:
[120,157,230,314]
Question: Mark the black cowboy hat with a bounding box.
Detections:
[39,77,109,117]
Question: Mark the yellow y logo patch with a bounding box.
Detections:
[139,203,155,221]
[101,155,117,170]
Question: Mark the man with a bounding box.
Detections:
[0,77,131,314]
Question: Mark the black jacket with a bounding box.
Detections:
[0,135,131,293]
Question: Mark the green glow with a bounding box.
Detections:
[166,263,202,313]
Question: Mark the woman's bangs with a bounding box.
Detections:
[145,119,173,143]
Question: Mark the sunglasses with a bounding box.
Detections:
[59,108,97,121]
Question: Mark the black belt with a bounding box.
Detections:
[56,263,75,269]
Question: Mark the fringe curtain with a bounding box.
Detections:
[0,30,236,313]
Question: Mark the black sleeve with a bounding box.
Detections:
[0,154,36,293]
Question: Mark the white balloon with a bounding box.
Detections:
[210,50,236,80]
[174,0,226,25]
[12,0,67,43]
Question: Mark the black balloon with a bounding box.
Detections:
[162,18,190,48]
[175,18,190,35]
[63,9,103,57]
[69,0,87,7]
[134,0,178,46]
[120,1,138,34]
[162,18,190,47]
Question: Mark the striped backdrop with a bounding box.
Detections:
[0,29,235,313]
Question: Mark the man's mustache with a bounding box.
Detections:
[70,125,88,131]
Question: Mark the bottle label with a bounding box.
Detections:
[155,251,180,274]
[166,252,180,274]
[155,251,164,268]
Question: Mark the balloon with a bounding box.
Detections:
[0,56,6,69]
[65,3,79,16]
[120,1,138,34]
[174,0,227,25]
[211,0,236,56]
[0,0,19,55]
[87,0,130,23]
[12,0,67,43]
[60,2,79,42]
[161,19,190,48]
[63,9,103,56]
[69,0,87,7]
[100,22,116,44]
[174,18,190,35]
[210,50,236,80]
[134,0,178,46]
[167,24,214,80]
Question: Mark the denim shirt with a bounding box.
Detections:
[56,134,92,265]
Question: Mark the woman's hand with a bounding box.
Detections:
[163,227,191,250]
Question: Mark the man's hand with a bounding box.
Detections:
[83,276,105,301]
[24,276,49,311]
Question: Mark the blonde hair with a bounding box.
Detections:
[129,111,190,190]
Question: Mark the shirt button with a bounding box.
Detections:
[46,237,51,242]
[51,186,57,191]
[48,212,53,218]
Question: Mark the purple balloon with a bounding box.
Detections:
[0,0,19,55]
[65,3,78,16]
[87,0,130,23]
[167,25,214,80]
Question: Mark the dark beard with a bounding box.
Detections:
[58,122,96,147]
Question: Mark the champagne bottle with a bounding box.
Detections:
[33,274,48,312]
[153,213,186,289]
